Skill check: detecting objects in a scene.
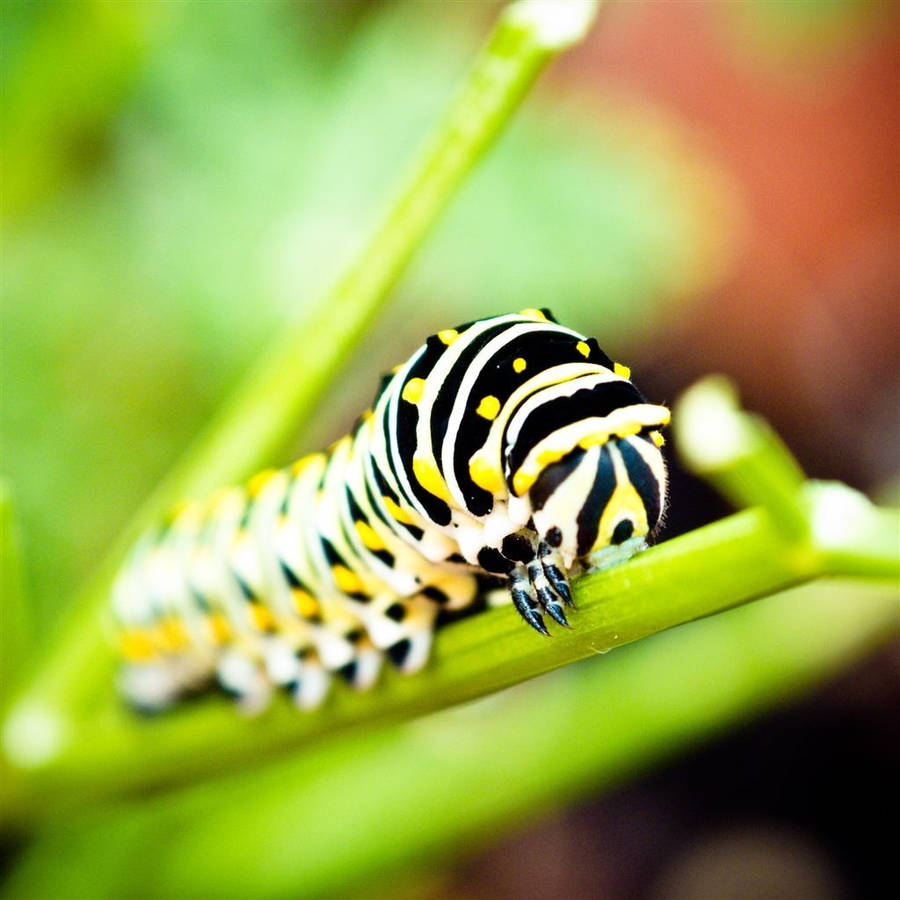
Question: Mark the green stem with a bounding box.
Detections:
[1,0,599,738]
[6,581,896,900]
[4,496,895,819]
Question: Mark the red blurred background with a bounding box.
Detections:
[561,0,899,491]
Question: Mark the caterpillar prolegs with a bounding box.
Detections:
[112,310,670,712]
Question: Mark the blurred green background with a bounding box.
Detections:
[2,1,897,897]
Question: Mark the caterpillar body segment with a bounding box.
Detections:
[112,310,670,712]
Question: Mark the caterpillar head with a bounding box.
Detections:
[503,373,669,570]
[527,436,667,570]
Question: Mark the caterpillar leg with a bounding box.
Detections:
[538,540,573,608]
[337,636,383,692]
[386,626,434,674]
[509,565,548,635]
[509,545,574,635]
[351,593,439,676]
[216,649,272,714]
[118,662,183,713]
[289,651,332,710]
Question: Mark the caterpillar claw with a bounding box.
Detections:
[509,565,550,635]
[543,597,570,628]
[520,605,550,636]
[532,580,568,628]
[525,557,570,630]
[511,589,549,635]
[548,571,573,607]
[539,542,574,607]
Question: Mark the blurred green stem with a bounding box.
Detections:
[0,0,599,738]
[674,377,899,580]
[675,376,809,539]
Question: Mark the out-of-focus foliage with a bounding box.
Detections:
[0,0,161,219]
[1,0,735,623]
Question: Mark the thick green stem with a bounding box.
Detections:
[5,580,896,900]
[4,494,896,819]
[1,0,600,745]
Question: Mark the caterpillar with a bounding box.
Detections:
[112,310,670,712]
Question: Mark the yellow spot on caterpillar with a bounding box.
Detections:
[469,454,504,495]
[391,363,403,374]
[538,447,567,471]
[290,455,314,476]
[159,617,189,651]
[512,457,560,497]
[249,603,276,632]
[475,395,501,421]
[412,455,453,503]
[578,423,638,449]
[576,423,641,450]
[614,362,631,379]
[512,470,533,496]
[333,565,365,596]
[401,377,425,404]
[120,630,156,662]
[513,357,527,373]
[383,495,416,525]
[576,341,590,358]
[650,430,665,448]
[292,589,319,619]
[327,434,351,455]
[437,329,458,345]
[246,468,278,498]
[208,613,231,644]
[519,308,548,321]
[362,409,373,421]
[355,519,386,551]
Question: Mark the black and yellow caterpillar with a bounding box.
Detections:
[112,310,670,711]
